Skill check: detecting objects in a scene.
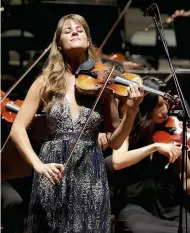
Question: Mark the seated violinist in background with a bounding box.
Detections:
[104,76,190,233]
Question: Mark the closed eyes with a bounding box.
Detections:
[64,27,84,34]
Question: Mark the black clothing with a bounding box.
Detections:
[1,177,32,233]
[112,137,190,233]
[116,204,190,233]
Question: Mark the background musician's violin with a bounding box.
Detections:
[101,52,127,62]
[153,116,190,150]
[1,90,46,181]
[1,89,44,126]
[1,89,46,143]
[1,90,23,123]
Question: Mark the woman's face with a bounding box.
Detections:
[152,96,169,124]
[60,19,89,56]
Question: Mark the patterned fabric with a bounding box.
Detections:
[26,98,111,233]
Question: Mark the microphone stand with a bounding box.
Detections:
[144,4,190,233]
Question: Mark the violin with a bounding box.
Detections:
[1,90,23,123]
[153,116,190,150]
[1,90,32,181]
[1,89,46,141]
[101,52,127,62]
[75,61,177,103]
[1,90,44,125]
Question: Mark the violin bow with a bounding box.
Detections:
[64,64,115,169]
[97,0,132,54]
[0,44,51,103]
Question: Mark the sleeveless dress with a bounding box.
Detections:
[26,98,111,233]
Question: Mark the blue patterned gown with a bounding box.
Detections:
[26,98,111,233]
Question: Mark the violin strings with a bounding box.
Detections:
[102,70,176,104]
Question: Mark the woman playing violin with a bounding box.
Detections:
[10,14,143,232]
[108,77,190,233]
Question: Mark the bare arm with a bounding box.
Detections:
[112,138,158,170]
[112,138,182,170]
[103,82,143,150]
[10,77,44,170]
[10,77,64,185]
[113,139,190,194]
[103,95,138,150]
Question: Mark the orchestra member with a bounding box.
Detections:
[110,77,190,233]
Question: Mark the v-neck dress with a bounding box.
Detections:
[26,98,111,233]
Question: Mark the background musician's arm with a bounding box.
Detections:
[112,138,158,170]
[112,138,181,171]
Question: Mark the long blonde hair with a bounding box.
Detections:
[40,14,100,111]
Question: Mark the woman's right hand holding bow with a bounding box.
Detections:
[35,162,65,185]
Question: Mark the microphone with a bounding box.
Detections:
[143,3,157,17]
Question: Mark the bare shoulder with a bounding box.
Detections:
[33,75,46,89]
[28,76,46,95]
